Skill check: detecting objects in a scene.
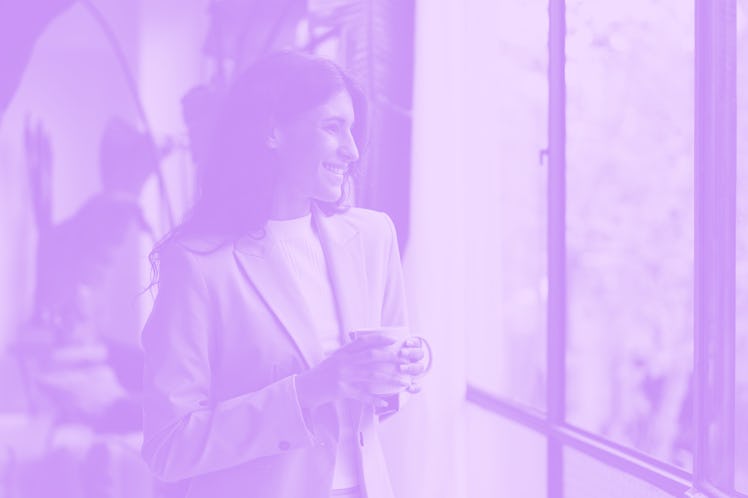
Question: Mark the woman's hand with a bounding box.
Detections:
[295,335,411,410]
[397,337,431,394]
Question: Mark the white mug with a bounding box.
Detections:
[348,326,433,395]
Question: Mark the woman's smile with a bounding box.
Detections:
[322,162,348,176]
[271,90,358,206]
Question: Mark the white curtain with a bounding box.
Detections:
[378,2,469,497]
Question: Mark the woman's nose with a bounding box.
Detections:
[340,131,359,163]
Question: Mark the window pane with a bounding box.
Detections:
[463,0,548,411]
[736,1,748,493]
[565,1,694,469]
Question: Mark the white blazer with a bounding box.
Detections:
[141,204,409,498]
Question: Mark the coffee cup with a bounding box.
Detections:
[348,326,432,395]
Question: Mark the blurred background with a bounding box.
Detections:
[0,1,746,497]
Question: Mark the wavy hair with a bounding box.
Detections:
[148,51,369,283]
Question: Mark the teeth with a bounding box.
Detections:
[323,162,346,174]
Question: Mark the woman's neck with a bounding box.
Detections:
[269,186,312,220]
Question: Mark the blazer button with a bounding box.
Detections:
[278,440,291,451]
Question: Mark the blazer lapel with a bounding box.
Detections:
[312,204,372,343]
[233,230,325,369]
[231,205,372,370]
[233,206,374,435]
[312,205,371,429]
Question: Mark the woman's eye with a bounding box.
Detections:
[323,123,341,134]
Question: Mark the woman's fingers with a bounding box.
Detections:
[348,347,401,365]
[398,347,425,362]
[398,362,425,376]
[328,335,429,404]
[345,348,425,378]
[403,337,421,348]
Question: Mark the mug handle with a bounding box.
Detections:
[412,336,433,376]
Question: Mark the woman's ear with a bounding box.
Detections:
[266,124,281,150]
[266,134,279,150]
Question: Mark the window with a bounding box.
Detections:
[463,0,549,411]
[466,1,743,497]
[565,0,694,470]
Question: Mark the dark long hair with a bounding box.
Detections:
[148,51,368,281]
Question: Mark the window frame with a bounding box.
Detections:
[464,1,743,496]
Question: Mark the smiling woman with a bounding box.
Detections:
[140,51,430,498]
[155,51,369,244]
[268,89,360,213]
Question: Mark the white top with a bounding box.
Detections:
[265,214,360,489]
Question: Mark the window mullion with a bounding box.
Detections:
[693,0,737,493]
[547,0,567,497]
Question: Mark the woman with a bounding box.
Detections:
[141,51,430,498]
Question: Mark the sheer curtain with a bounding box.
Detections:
[378,2,469,497]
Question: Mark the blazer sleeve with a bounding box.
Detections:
[140,243,317,482]
[377,213,415,420]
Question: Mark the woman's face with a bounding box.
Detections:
[271,90,360,204]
